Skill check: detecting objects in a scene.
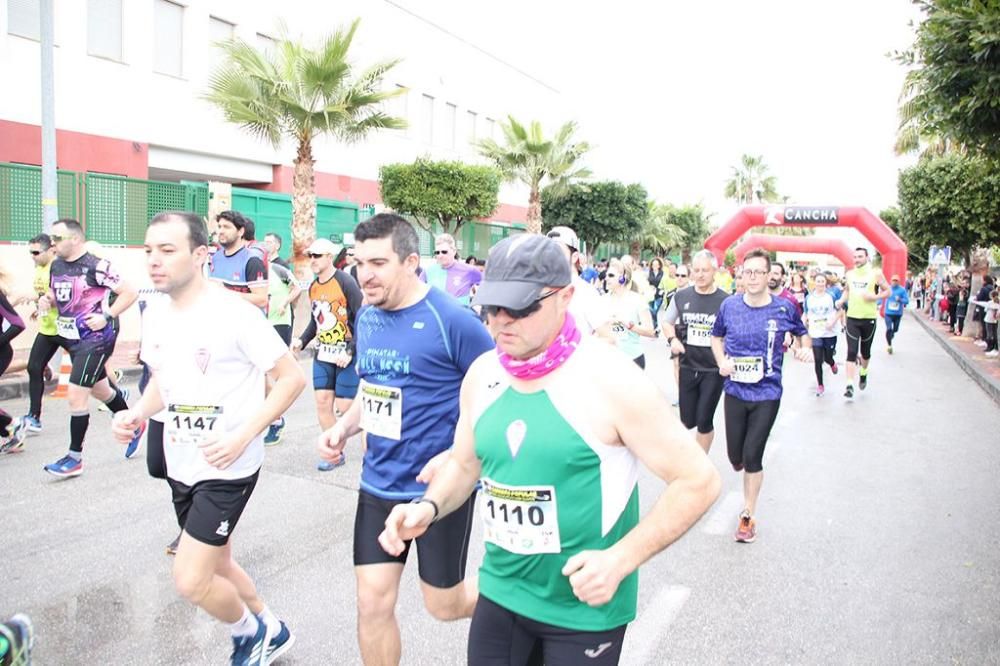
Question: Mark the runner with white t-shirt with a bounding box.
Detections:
[112,212,306,666]
[804,273,839,396]
[545,226,614,341]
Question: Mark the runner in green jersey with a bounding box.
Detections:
[379,235,719,665]
[836,247,891,399]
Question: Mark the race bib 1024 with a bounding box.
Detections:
[730,356,764,383]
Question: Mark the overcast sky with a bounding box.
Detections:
[392,0,923,224]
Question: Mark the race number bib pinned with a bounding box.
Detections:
[359,380,402,440]
[730,356,764,383]
[166,404,225,447]
[480,478,561,555]
[317,342,348,364]
[56,316,80,340]
[686,323,712,347]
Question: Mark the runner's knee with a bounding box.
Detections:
[172,564,212,605]
[422,584,470,621]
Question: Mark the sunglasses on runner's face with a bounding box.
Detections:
[50,234,66,242]
[434,249,451,256]
[308,253,327,259]
[676,272,689,277]
[29,250,42,256]
[485,290,559,320]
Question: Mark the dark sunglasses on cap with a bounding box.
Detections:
[484,289,559,320]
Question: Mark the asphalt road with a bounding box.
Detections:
[2,318,998,665]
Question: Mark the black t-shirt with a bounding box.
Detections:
[671,287,729,372]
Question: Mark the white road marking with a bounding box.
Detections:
[621,584,691,666]
[702,491,744,535]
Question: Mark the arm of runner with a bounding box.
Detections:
[561,360,720,607]
[106,277,138,316]
[240,256,269,309]
[379,367,484,556]
[317,397,363,463]
[631,305,656,338]
[0,293,26,346]
[295,317,317,350]
[112,373,166,442]
[660,298,686,355]
[836,281,850,309]
[711,335,733,376]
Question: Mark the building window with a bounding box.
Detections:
[7,0,40,40]
[485,117,496,141]
[257,32,276,58]
[153,0,184,77]
[387,84,409,136]
[208,16,234,67]
[467,111,477,144]
[421,94,434,145]
[445,103,457,149]
[87,0,123,61]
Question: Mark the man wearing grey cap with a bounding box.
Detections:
[379,234,720,665]
[546,226,614,341]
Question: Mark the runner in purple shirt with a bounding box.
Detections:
[425,233,482,305]
[711,248,811,544]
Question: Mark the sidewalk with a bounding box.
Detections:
[909,309,1000,406]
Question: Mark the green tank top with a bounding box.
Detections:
[846,264,878,319]
[267,264,294,326]
[473,384,639,631]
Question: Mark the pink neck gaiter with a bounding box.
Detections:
[497,313,582,380]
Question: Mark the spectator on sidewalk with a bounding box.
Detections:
[973,289,999,357]
[973,276,995,348]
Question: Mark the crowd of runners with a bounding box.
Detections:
[0,211,919,666]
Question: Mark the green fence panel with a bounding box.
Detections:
[0,163,78,241]
[230,187,293,245]
[316,197,359,242]
[84,173,191,245]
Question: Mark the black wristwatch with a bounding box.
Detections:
[666,335,675,343]
[411,497,440,523]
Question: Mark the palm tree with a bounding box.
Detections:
[638,203,687,255]
[205,19,405,261]
[723,154,780,204]
[894,70,964,157]
[476,117,591,234]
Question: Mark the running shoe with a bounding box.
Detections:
[844,385,854,399]
[859,372,868,390]
[266,621,296,662]
[19,415,42,435]
[43,455,82,479]
[986,350,999,357]
[830,362,839,375]
[887,346,893,355]
[317,455,346,472]
[230,616,272,666]
[125,421,147,459]
[815,384,825,397]
[1,420,28,454]
[0,613,34,666]
[263,418,285,447]
[734,512,757,543]
[166,532,181,556]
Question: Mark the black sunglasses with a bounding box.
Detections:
[29,250,42,256]
[485,290,559,320]
[676,272,689,277]
[434,250,451,255]
[308,253,327,259]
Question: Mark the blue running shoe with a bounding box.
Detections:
[266,621,295,663]
[0,612,34,666]
[317,455,345,472]
[263,418,285,447]
[44,455,82,479]
[20,415,42,435]
[230,616,272,666]
[125,421,147,459]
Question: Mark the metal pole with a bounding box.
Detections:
[40,0,58,232]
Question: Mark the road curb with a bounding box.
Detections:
[909,310,1000,407]
[0,366,144,403]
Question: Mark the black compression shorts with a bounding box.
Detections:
[845,317,876,363]
[678,367,725,434]
[724,394,781,474]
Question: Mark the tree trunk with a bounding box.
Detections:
[526,185,542,234]
[291,138,317,267]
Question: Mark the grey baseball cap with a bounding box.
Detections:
[472,234,572,309]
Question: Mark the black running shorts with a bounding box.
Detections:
[353,489,476,589]
[168,471,259,547]
[468,594,628,666]
[724,394,781,474]
[146,418,166,480]
[678,367,725,434]
[845,317,876,363]
[66,339,116,388]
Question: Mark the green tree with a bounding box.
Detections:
[477,117,591,235]
[664,203,712,261]
[541,181,647,254]
[880,205,928,271]
[205,20,405,261]
[379,159,500,235]
[723,154,780,204]
[894,1,1000,158]
[637,202,687,255]
[897,154,1000,266]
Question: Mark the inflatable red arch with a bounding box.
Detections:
[705,206,908,279]
[732,234,855,269]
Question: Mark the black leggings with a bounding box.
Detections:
[468,594,627,666]
[26,333,62,418]
[724,394,781,473]
[0,343,12,377]
[885,314,902,345]
[812,339,836,386]
[845,317,876,363]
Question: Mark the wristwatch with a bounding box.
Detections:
[667,335,675,343]
[411,497,440,523]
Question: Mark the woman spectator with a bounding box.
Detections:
[647,257,665,330]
